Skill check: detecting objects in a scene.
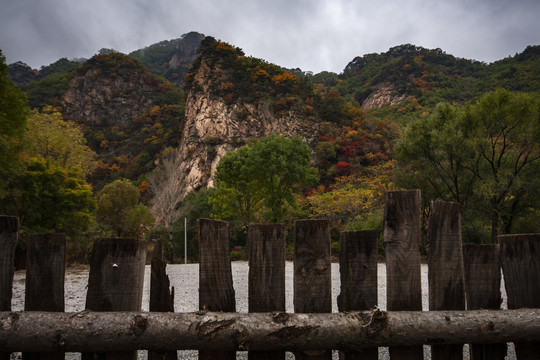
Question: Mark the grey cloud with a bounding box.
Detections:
[1,0,538,73]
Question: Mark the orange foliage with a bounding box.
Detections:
[271,72,297,85]
[216,42,235,52]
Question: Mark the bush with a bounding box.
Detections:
[230,249,246,261]
[345,209,384,255]
[330,241,340,258]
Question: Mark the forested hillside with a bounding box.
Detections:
[2,34,539,262]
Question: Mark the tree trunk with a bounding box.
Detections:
[1,309,540,352]
[169,230,174,264]
[490,197,498,244]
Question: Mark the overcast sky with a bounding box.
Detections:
[1,0,539,74]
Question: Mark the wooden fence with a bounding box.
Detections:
[1,190,540,360]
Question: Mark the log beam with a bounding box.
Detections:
[0,309,539,352]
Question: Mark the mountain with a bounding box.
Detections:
[171,37,320,200]
[21,52,184,188]
[309,44,540,122]
[128,31,204,87]
[8,58,84,87]
[5,34,540,197]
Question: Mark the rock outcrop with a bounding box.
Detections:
[129,32,204,87]
[62,66,155,129]
[173,57,320,201]
[59,52,184,181]
[361,83,409,110]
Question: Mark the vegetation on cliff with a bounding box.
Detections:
[185,36,317,116]
[2,36,540,262]
[129,31,204,87]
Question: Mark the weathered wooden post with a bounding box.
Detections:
[462,243,506,359]
[23,233,66,360]
[149,239,176,360]
[294,219,332,360]
[248,223,286,360]
[83,237,147,360]
[427,201,465,360]
[383,190,423,360]
[338,230,379,360]
[499,233,540,359]
[198,219,236,360]
[0,216,18,360]
[0,216,18,311]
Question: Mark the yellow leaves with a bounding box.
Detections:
[149,105,161,116]
[345,129,358,138]
[253,68,270,80]
[216,42,235,52]
[308,183,374,220]
[271,72,297,85]
[304,161,397,222]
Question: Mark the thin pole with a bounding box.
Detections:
[184,217,187,264]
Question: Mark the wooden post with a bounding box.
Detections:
[0,216,18,311]
[383,190,423,360]
[0,216,18,360]
[499,233,540,359]
[427,201,465,360]
[198,219,236,360]
[23,233,66,360]
[338,230,378,360]
[248,223,286,360]
[294,219,332,360]
[462,244,506,360]
[148,239,175,360]
[83,237,146,360]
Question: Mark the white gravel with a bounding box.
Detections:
[11,262,515,359]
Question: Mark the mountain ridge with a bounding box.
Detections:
[4,34,539,193]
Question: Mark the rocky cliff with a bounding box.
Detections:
[60,52,184,181]
[62,56,155,128]
[361,82,409,109]
[173,54,320,201]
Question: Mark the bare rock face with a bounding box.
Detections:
[361,83,408,110]
[174,58,320,200]
[62,65,155,128]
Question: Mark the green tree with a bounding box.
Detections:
[174,188,216,262]
[396,89,540,243]
[0,50,29,198]
[210,134,317,224]
[26,106,98,176]
[123,203,155,240]
[210,145,264,227]
[96,178,154,237]
[0,157,96,236]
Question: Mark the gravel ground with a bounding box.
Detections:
[11,262,515,359]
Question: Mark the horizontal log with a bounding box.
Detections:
[0,309,539,352]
